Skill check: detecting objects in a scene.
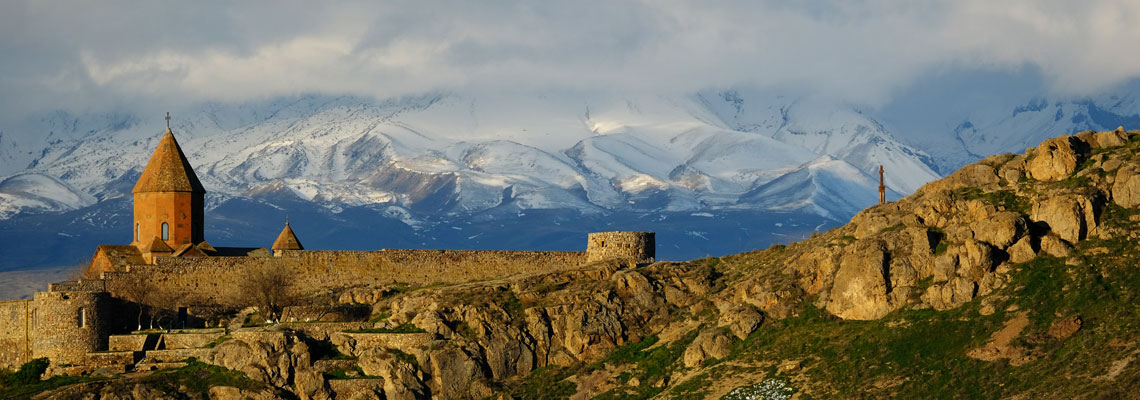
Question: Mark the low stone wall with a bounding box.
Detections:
[108,334,155,352]
[161,331,224,349]
[0,299,32,369]
[331,332,436,357]
[276,322,371,341]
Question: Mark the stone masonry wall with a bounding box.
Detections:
[103,249,588,307]
[586,231,655,263]
[0,299,33,369]
[31,291,110,366]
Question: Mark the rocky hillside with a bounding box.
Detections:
[9,126,1140,399]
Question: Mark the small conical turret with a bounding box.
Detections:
[272,221,304,256]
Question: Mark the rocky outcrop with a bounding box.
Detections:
[794,128,1137,321]
[1112,163,1140,208]
[207,330,331,400]
[1031,193,1101,244]
[357,348,429,400]
[1027,135,1088,181]
[825,241,893,320]
[682,328,733,367]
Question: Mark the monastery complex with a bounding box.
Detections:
[0,123,656,374]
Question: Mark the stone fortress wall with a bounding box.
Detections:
[102,248,593,306]
[0,232,656,370]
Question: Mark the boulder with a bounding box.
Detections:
[825,241,894,320]
[207,331,331,400]
[922,277,977,310]
[1007,236,1037,264]
[1027,136,1087,181]
[1091,128,1128,149]
[1112,164,1140,208]
[717,304,765,340]
[427,345,483,399]
[1040,234,1073,258]
[972,212,1026,249]
[1031,194,1099,243]
[358,348,429,400]
[919,164,1000,193]
[682,329,733,367]
[612,270,658,309]
[1048,316,1083,340]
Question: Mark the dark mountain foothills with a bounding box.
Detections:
[7,126,1140,399]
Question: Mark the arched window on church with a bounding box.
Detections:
[161,222,169,241]
[136,223,140,242]
[78,307,86,328]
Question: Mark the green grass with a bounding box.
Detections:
[143,357,264,397]
[506,365,577,400]
[880,223,905,233]
[956,187,1030,214]
[368,312,391,323]
[589,329,701,400]
[0,358,106,400]
[323,366,373,380]
[674,234,1140,398]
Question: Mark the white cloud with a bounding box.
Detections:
[2,0,1140,122]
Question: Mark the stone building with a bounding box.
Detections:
[0,121,656,373]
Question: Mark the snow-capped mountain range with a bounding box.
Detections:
[1,85,1139,269]
[0,90,935,221]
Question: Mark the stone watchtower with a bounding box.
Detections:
[31,291,110,367]
[586,231,655,263]
[132,118,205,258]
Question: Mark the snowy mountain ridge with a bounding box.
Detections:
[0,90,941,223]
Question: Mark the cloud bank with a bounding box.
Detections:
[2,0,1140,122]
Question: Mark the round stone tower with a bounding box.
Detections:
[586,231,655,263]
[31,291,110,366]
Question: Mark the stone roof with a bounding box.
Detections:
[94,245,145,268]
[140,237,173,253]
[272,222,304,251]
[133,128,205,194]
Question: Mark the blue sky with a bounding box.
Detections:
[2,1,1140,123]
